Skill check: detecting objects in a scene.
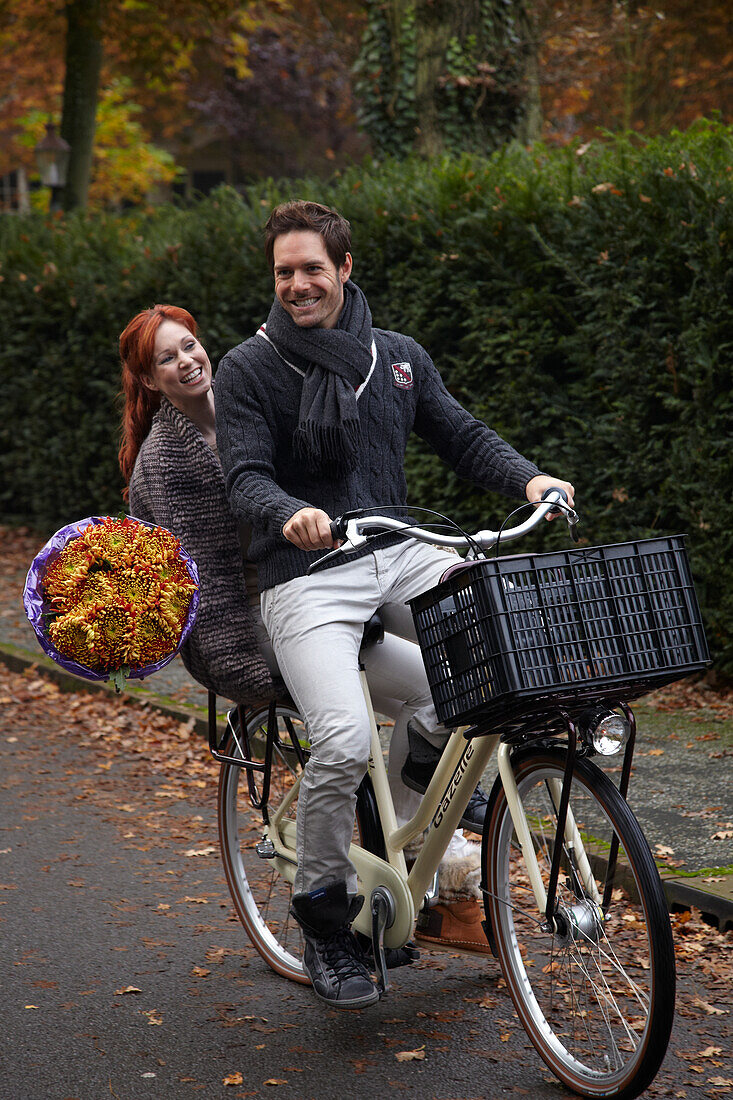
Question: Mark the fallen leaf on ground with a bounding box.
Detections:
[395,1048,425,1062]
[114,986,142,995]
[223,1072,244,1086]
[693,996,727,1015]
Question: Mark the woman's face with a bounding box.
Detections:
[144,319,212,408]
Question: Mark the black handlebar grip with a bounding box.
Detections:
[541,487,568,514]
[330,518,347,542]
[541,487,568,504]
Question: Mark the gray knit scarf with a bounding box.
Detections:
[264,280,373,475]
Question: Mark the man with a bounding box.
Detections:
[215,200,574,1010]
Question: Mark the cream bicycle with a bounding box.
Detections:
[210,489,709,1100]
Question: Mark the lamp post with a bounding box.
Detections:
[34,122,71,211]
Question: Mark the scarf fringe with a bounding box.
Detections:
[294,419,362,474]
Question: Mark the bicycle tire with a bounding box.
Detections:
[218,703,380,983]
[482,745,675,1100]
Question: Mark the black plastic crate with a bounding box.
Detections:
[409,536,710,729]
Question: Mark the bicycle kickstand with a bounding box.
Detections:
[370,886,396,996]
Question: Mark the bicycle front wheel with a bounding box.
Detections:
[483,745,675,1100]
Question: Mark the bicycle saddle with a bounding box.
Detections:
[361,611,385,650]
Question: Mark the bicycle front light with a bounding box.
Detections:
[581,707,630,756]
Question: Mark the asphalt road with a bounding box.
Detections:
[1,670,732,1100]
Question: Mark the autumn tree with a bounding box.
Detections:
[0,0,177,209]
[188,1,368,180]
[1,0,367,206]
[0,1,270,209]
[355,0,542,157]
[535,0,732,142]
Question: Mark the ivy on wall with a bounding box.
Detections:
[354,0,531,157]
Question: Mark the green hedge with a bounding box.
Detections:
[1,121,731,671]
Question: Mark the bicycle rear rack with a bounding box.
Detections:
[206,691,307,824]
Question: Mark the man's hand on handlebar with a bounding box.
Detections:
[283,507,341,551]
[525,475,575,520]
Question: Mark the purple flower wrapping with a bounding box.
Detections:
[22,515,200,682]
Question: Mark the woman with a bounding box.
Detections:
[118,303,489,954]
[119,304,275,706]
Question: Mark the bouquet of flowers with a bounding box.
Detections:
[23,515,199,690]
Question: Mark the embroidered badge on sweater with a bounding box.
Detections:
[391,362,413,389]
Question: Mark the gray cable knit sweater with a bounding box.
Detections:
[215,324,541,593]
[128,396,274,705]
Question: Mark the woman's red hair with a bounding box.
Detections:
[118,304,199,495]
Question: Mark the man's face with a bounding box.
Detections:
[272,230,352,330]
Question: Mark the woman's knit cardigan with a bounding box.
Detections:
[128,396,274,705]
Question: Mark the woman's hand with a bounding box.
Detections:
[283,507,338,551]
[525,475,575,520]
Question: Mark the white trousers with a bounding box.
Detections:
[261,541,455,894]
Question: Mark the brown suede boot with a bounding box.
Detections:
[414,899,493,956]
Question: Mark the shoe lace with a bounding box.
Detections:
[321,928,370,983]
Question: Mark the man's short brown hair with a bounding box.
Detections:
[264,200,352,272]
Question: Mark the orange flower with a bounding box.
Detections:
[48,614,96,666]
[128,606,176,666]
[43,539,94,599]
[158,580,197,633]
[87,604,135,668]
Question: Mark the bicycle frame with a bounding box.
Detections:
[254,668,608,950]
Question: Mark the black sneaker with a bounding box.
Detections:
[401,721,489,834]
[290,882,379,1009]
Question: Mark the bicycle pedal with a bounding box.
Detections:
[370,886,396,996]
[255,838,276,859]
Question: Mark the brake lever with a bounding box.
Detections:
[540,488,580,543]
[306,545,346,575]
[567,510,580,543]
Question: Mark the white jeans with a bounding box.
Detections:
[261,541,455,894]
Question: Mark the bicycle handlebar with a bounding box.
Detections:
[309,488,579,574]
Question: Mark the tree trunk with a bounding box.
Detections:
[60,0,104,211]
[414,0,454,157]
[515,3,542,144]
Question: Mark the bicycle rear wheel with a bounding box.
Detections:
[483,745,675,1100]
[218,703,380,983]
[218,703,309,983]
